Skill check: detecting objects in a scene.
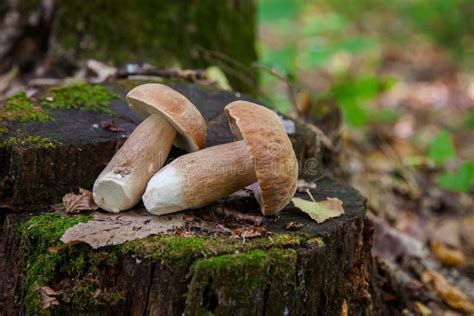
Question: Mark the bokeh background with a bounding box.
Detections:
[0,0,473,313]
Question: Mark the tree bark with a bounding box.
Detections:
[0,178,386,315]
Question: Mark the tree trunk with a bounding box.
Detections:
[0,0,258,93]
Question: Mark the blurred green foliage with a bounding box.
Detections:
[427,130,456,165]
[320,0,474,63]
[427,130,474,193]
[258,0,473,194]
[438,161,474,193]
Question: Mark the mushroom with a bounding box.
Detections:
[93,83,206,213]
[142,100,298,216]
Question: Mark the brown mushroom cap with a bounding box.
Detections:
[225,101,298,215]
[126,83,206,151]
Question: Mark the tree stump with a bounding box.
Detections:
[0,80,322,206]
[0,81,384,315]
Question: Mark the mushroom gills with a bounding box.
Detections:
[93,114,176,212]
[143,140,257,215]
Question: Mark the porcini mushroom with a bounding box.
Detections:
[93,83,206,213]
[142,100,298,216]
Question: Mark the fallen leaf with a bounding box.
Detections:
[99,120,125,133]
[230,227,265,239]
[38,286,60,310]
[414,301,431,315]
[285,222,304,231]
[370,213,429,263]
[60,211,186,248]
[86,59,117,83]
[63,188,98,214]
[421,269,474,313]
[430,240,466,267]
[292,197,344,223]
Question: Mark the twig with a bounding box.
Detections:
[213,207,265,226]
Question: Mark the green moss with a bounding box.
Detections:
[0,92,51,122]
[122,233,303,269]
[3,134,59,149]
[17,212,306,313]
[51,1,257,94]
[40,83,119,114]
[306,237,325,247]
[16,213,92,314]
[186,249,297,314]
[0,124,7,135]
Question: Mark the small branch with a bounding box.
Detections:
[213,207,265,226]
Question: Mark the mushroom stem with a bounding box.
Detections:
[93,114,176,212]
[143,141,257,215]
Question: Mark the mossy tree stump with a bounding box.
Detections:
[0,81,384,315]
[0,0,257,93]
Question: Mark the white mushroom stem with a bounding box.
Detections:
[93,114,176,212]
[143,140,257,215]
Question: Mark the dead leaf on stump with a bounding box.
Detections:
[285,222,304,231]
[63,188,98,214]
[38,286,60,310]
[99,120,125,133]
[292,195,345,223]
[231,227,266,239]
[60,211,187,248]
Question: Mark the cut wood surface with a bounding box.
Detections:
[0,81,322,206]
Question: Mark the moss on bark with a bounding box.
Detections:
[14,213,308,314]
[186,249,297,315]
[51,0,257,93]
[39,83,119,114]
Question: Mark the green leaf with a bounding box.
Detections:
[258,0,302,23]
[336,37,375,53]
[367,108,400,123]
[340,99,366,127]
[437,161,474,193]
[292,197,345,223]
[302,12,347,35]
[427,130,456,165]
[464,110,474,130]
[260,46,297,74]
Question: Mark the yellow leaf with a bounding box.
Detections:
[206,66,231,90]
[430,240,466,267]
[422,269,474,313]
[292,197,344,223]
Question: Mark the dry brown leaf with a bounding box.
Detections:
[292,196,345,223]
[421,269,474,313]
[285,222,304,231]
[230,227,265,239]
[60,211,188,248]
[414,301,432,315]
[63,188,98,214]
[430,240,466,267]
[38,286,60,310]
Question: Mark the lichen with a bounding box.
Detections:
[40,83,119,114]
[2,134,59,149]
[0,92,51,122]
